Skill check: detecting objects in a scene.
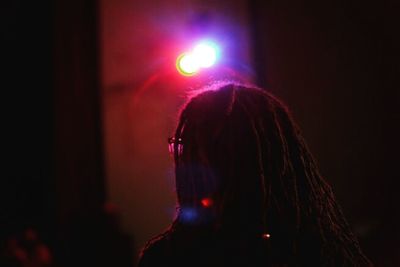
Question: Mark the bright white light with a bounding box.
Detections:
[176,41,220,76]
[177,53,200,75]
[192,43,217,68]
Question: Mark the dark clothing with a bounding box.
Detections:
[138,228,270,267]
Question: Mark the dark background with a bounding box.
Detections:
[251,1,400,266]
[1,0,399,266]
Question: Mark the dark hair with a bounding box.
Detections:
[144,83,372,266]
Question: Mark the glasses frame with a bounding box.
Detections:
[168,137,184,155]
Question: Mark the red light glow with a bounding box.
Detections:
[262,233,271,240]
[201,198,213,208]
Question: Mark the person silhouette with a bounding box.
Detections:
[138,83,372,267]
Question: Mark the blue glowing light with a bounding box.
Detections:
[179,207,198,223]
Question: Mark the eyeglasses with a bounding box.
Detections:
[168,137,183,155]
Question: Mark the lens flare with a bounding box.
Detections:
[176,41,220,76]
[176,53,200,76]
[193,43,217,68]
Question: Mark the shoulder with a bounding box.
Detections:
[138,234,170,267]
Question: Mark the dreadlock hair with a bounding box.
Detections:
[144,82,372,266]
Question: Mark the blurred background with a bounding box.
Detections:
[1,0,399,266]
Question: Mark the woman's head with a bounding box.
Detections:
[173,83,312,229]
[173,84,288,227]
[170,83,371,265]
